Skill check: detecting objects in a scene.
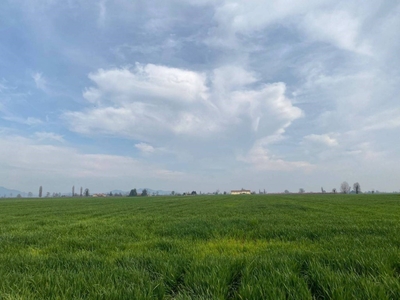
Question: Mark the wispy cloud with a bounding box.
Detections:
[32,72,49,92]
[2,115,42,126]
[303,134,338,147]
[97,0,107,27]
[34,131,65,143]
[135,142,155,154]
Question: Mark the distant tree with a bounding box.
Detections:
[215,189,220,195]
[80,187,83,197]
[39,186,43,198]
[129,189,137,197]
[191,191,197,195]
[171,191,175,196]
[46,192,50,197]
[321,187,326,193]
[332,188,337,194]
[353,182,361,194]
[16,194,22,198]
[28,192,33,197]
[84,188,90,197]
[340,182,351,194]
[109,191,113,196]
[284,190,290,194]
[223,191,227,195]
[141,189,148,197]
[299,188,305,193]
[72,186,75,197]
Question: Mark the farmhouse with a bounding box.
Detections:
[92,193,106,197]
[231,189,251,195]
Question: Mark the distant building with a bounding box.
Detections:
[92,193,106,197]
[231,189,251,195]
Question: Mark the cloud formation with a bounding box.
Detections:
[64,63,306,173]
[67,64,301,138]
[1,0,400,192]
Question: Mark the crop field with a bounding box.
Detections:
[0,194,400,299]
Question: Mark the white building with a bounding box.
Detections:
[231,189,251,195]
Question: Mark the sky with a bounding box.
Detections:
[1,0,400,194]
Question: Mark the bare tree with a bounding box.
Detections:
[299,188,305,193]
[340,181,351,194]
[353,182,361,194]
[84,188,90,197]
[39,186,43,198]
[332,188,337,194]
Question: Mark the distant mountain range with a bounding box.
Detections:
[0,186,28,197]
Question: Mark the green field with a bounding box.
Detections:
[0,194,400,299]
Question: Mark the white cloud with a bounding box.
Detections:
[202,0,372,55]
[64,63,304,173]
[83,64,208,105]
[303,134,338,147]
[300,10,371,55]
[240,138,313,171]
[0,79,11,92]
[66,64,302,143]
[2,115,43,125]
[363,108,400,131]
[34,131,65,143]
[135,142,155,154]
[207,0,327,46]
[97,0,107,27]
[32,72,48,92]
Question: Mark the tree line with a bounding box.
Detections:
[37,186,90,198]
[297,182,362,194]
[128,188,148,197]
[31,181,367,198]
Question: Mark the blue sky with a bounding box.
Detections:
[1,0,400,194]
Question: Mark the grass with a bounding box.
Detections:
[0,194,400,299]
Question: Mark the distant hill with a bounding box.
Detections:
[0,186,28,197]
